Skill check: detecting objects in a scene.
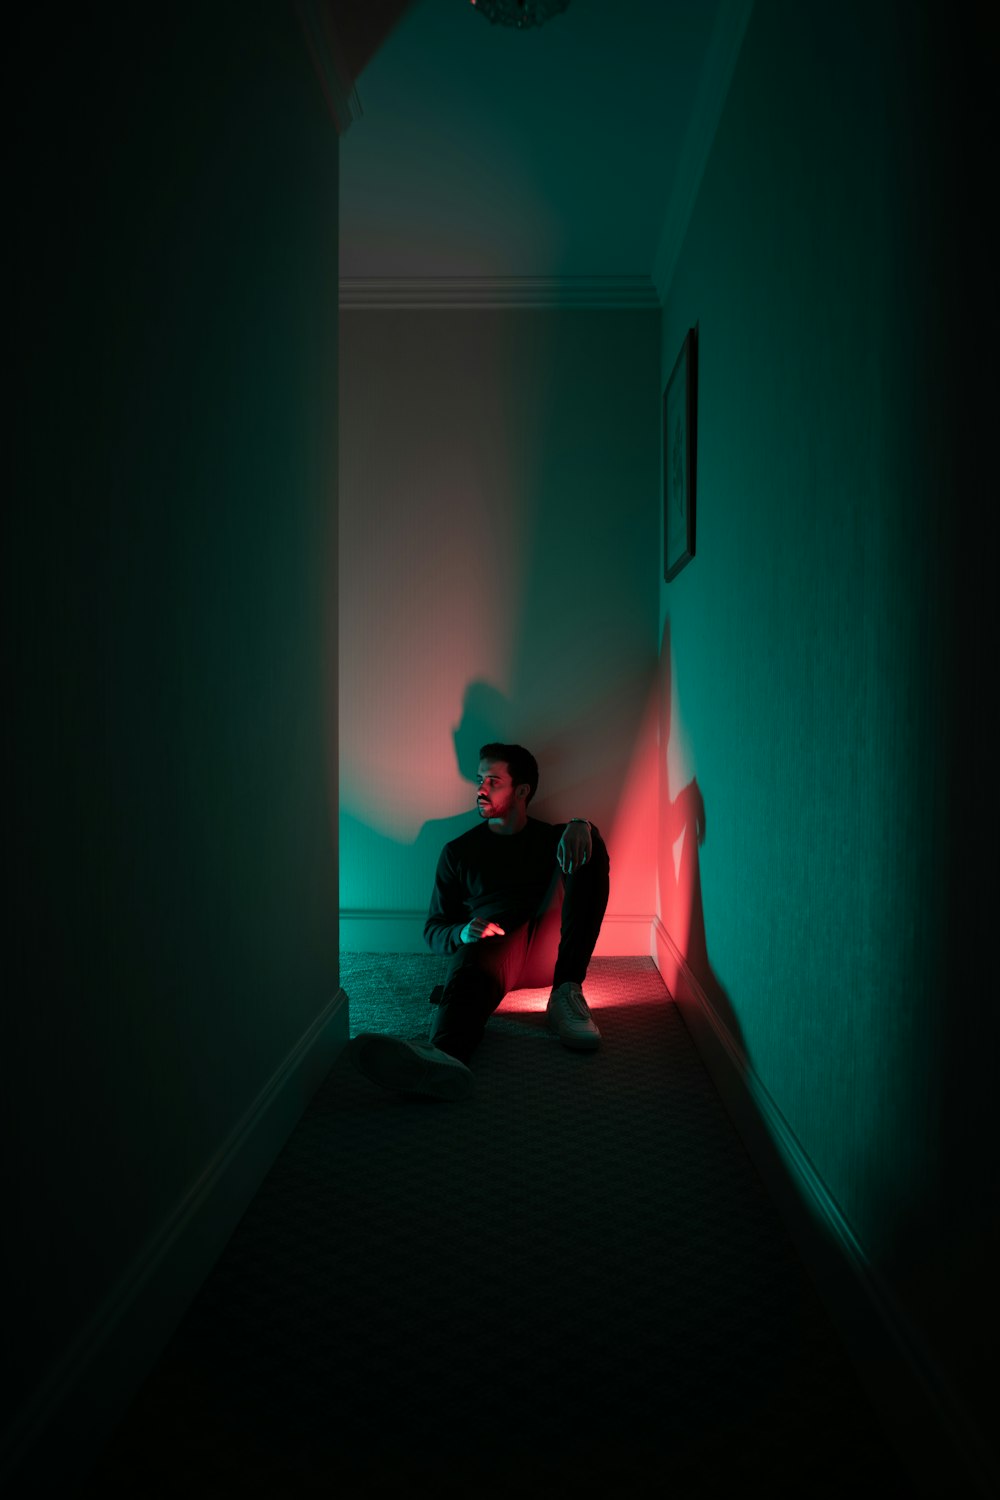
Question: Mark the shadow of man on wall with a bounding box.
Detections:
[411,678,517,909]
[658,618,747,1061]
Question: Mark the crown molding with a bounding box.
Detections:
[295,0,363,136]
[338,275,661,309]
[652,0,755,303]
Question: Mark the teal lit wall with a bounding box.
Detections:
[6,3,341,1474]
[658,0,994,1456]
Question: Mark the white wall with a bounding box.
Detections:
[339,307,660,953]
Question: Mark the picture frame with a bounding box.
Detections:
[663,325,697,582]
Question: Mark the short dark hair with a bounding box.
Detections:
[479,743,539,803]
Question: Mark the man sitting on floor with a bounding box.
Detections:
[353,742,610,1101]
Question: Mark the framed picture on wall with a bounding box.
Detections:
[663,325,697,582]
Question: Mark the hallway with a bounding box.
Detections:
[82,957,910,1497]
[8,4,997,1496]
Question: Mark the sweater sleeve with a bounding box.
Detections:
[423,842,467,955]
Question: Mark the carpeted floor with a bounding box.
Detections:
[81,956,911,1497]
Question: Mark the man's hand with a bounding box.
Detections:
[557,820,592,874]
[460,918,506,944]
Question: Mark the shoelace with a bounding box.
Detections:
[559,986,591,1019]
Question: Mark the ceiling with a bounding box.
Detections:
[335,0,735,295]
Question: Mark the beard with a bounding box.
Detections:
[478,794,510,819]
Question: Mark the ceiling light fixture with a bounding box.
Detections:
[470,0,571,29]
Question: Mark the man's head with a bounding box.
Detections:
[478,743,538,802]
[476,743,538,831]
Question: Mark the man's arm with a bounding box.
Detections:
[423,844,469,955]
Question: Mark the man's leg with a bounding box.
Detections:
[534,831,610,1050]
[552,829,610,984]
[429,924,532,1063]
[351,925,531,1101]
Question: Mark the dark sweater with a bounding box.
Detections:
[424,817,573,956]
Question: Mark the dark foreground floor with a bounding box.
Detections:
[81,956,911,1497]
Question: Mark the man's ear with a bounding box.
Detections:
[515,783,530,803]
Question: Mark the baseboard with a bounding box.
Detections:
[340,910,653,956]
[339,909,428,952]
[2,988,350,1497]
[650,918,996,1499]
[593,915,655,956]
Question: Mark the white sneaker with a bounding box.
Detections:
[352,1033,474,1101]
[546,982,601,1051]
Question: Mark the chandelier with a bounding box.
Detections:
[470,0,571,29]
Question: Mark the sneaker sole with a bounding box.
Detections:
[352,1034,473,1101]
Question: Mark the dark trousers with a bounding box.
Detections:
[428,834,610,1064]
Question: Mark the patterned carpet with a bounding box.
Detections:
[81,956,910,1497]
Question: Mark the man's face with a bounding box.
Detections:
[476,759,526,822]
